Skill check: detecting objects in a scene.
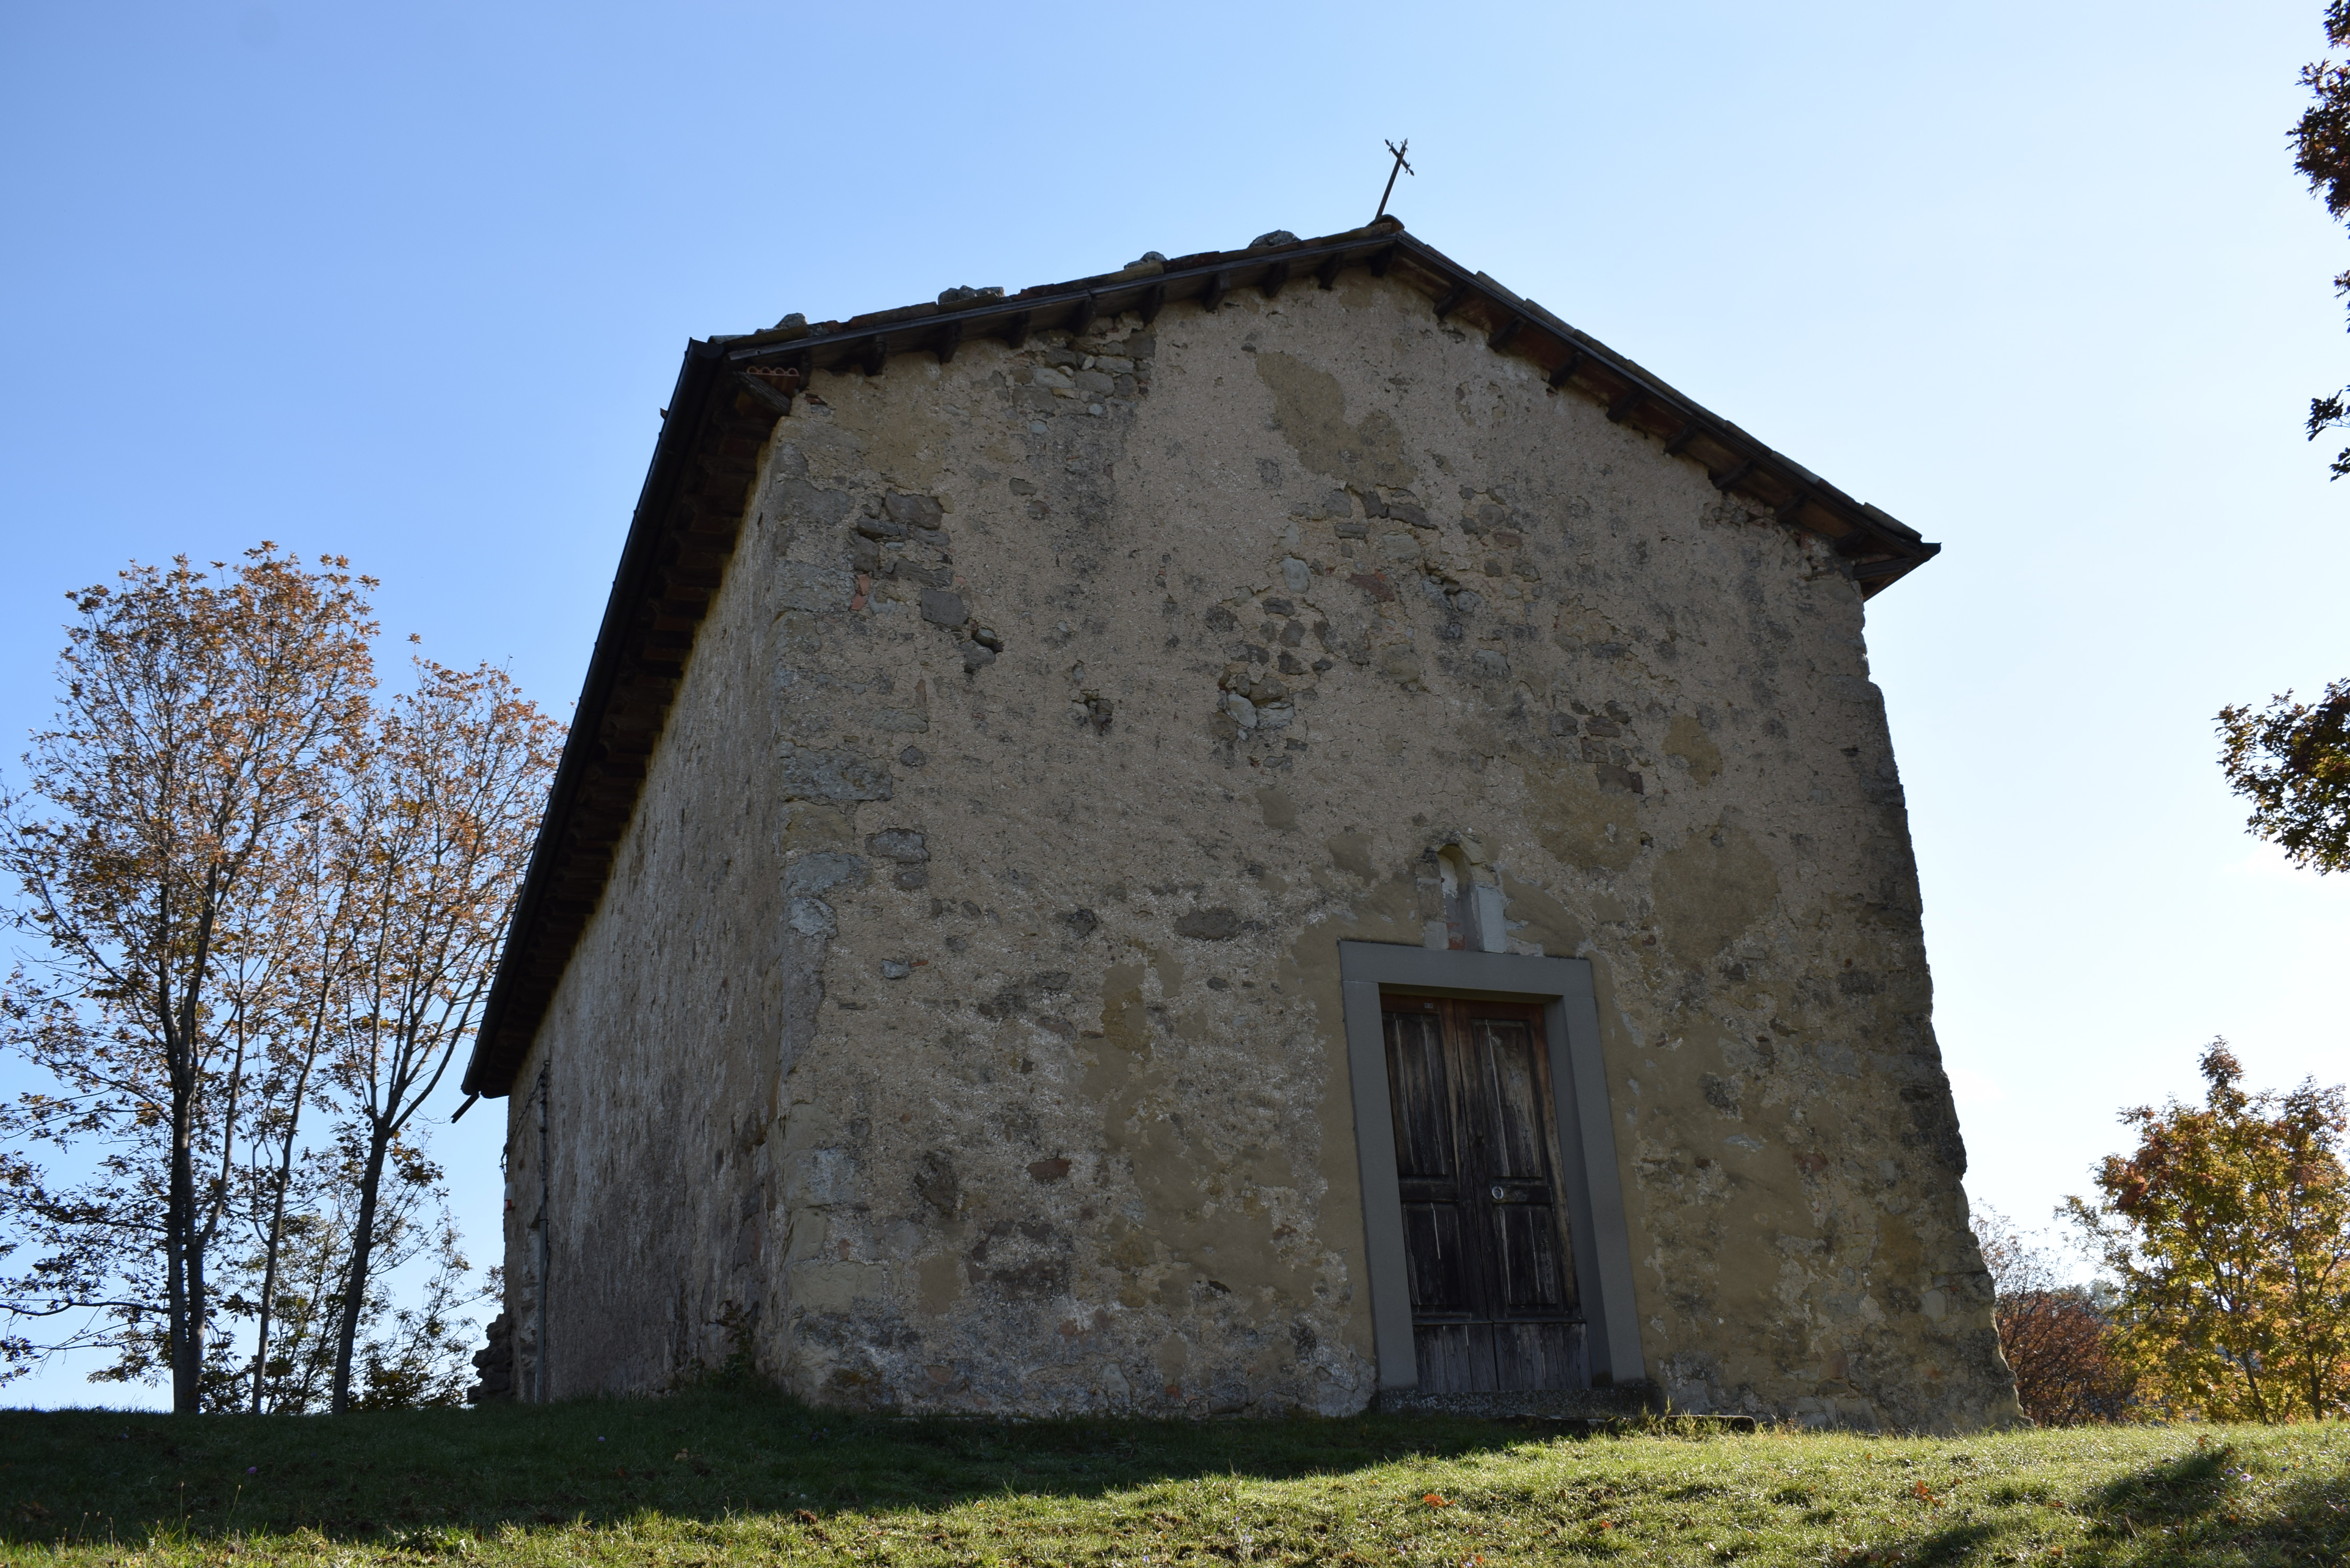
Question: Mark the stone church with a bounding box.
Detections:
[459,217,2023,1429]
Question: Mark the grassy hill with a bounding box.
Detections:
[4,1381,2344,1565]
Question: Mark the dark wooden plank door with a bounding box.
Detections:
[1383,995,1584,1393]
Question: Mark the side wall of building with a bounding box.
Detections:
[504,271,2021,1429]
[499,463,818,1399]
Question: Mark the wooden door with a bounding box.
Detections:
[1383,995,1585,1393]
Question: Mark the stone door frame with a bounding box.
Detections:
[1338,941,1644,1393]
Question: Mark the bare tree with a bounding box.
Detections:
[323,660,558,1412]
[0,549,374,1412]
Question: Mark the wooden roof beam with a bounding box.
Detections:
[734,366,799,417]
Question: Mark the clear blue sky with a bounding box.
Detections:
[4,1,2345,1407]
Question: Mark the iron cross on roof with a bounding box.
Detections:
[1375,138,1414,222]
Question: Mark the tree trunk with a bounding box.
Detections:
[250,1035,321,1413]
[169,868,227,1416]
[2234,1339,2271,1424]
[185,1201,210,1413]
[250,1154,294,1414]
[328,1119,393,1413]
[167,1055,204,1415]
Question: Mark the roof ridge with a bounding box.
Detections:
[457,223,1939,1100]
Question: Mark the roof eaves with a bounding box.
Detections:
[459,220,1941,1099]
[720,221,1938,585]
[458,335,767,1098]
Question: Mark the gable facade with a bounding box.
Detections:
[471,223,2022,1430]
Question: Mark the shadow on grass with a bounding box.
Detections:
[1900,1520,2000,1565]
[2067,1442,2350,1565]
[2,1377,1597,1546]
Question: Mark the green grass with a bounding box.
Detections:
[4,1381,2345,1565]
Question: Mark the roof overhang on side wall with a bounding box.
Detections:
[458,217,1943,1100]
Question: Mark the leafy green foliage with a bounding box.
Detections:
[2217,679,2350,874]
[3,1384,2347,1565]
[2069,1043,2350,1422]
[2296,3,2350,474]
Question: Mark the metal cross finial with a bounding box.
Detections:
[1375,137,1414,222]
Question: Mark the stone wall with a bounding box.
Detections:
[501,268,2022,1431]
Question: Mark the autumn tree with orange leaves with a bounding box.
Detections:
[0,549,375,1413]
[1,548,560,1414]
[322,659,560,1413]
[2067,1042,2350,1423]
[1971,1205,2138,1426]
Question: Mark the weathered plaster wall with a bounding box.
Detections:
[503,268,2022,1431]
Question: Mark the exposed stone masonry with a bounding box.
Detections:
[499,266,2021,1432]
